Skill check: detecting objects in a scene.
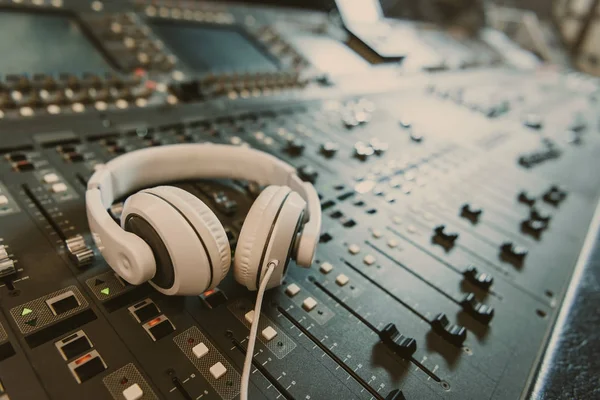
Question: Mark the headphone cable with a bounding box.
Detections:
[240,261,277,400]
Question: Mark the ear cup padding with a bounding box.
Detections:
[234,186,306,290]
[121,186,229,295]
[143,186,231,288]
[124,214,175,289]
[234,186,288,289]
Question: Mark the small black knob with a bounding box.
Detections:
[460,204,482,224]
[521,219,547,239]
[461,293,494,324]
[379,323,417,359]
[432,225,459,251]
[297,165,319,184]
[286,138,305,156]
[517,191,536,206]
[463,266,493,291]
[530,207,551,223]
[431,313,467,346]
[542,185,567,207]
[320,142,339,158]
[354,142,374,161]
[500,242,527,267]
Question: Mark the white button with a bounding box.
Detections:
[319,262,333,274]
[302,297,317,311]
[363,255,376,266]
[348,244,360,255]
[51,183,68,193]
[123,383,143,400]
[43,173,60,184]
[210,362,227,379]
[0,195,8,206]
[261,326,278,341]
[192,342,209,359]
[387,239,398,248]
[371,230,382,238]
[244,310,255,324]
[285,283,300,297]
[336,274,349,286]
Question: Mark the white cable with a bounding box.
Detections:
[240,261,277,400]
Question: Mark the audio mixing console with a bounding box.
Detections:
[0,1,599,399]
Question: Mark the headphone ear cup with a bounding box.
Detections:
[234,185,305,290]
[122,186,230,295]
[146,186,231,286]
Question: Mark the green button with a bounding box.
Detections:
[100,287,110,296]
[25,318,37,327]
[21,307,33,316]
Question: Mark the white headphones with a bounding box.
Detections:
[86,143,322,295]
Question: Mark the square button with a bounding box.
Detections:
[51,183,68,193]
[0,195,8,206]
[209,362,227,380]
[285,283,300,297]
[43,173,60,184]
[261,326,278,342]
[244,310,255,324]
[123,383,143,400]
[192,342,209,359]
[363,255,376,266]
[348,244,360,255]
[302,297,317,311]
[319,262,333,274]
[336,274,350,286]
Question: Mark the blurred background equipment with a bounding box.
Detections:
[0,1,599,400]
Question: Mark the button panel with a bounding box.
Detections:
[142,315,175,341]
[128,299,161,323]
[10,286,89,334]
[55,331,93,361]
[67,350,107,384]
[103,363,158,400]
[228,299,297,359]
[174,327,241,400]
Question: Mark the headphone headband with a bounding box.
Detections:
[86,144,321,284]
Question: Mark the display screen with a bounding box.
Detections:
[150,20,279,73]
[0,11,113,75]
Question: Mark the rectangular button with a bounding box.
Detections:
[46,291,80,316]
[199,288,228,309]
[302,297,317,311]
[123,383,143,400]
[285,283,300,297]
[55,330,92,360]
[363,255,376,265]
[192,342,209,359]
[142,315,175,341]
[336,274,350,286]
[51,183,68,193]
[261,326,278,342]
[320,262,334,274]
[0,196,7,206]
[209,362,227,380]
[68,350,107,383]
[43,173,60,184]
[128,299,160,323]
[244,310,255,324]
[14,161,34,171]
